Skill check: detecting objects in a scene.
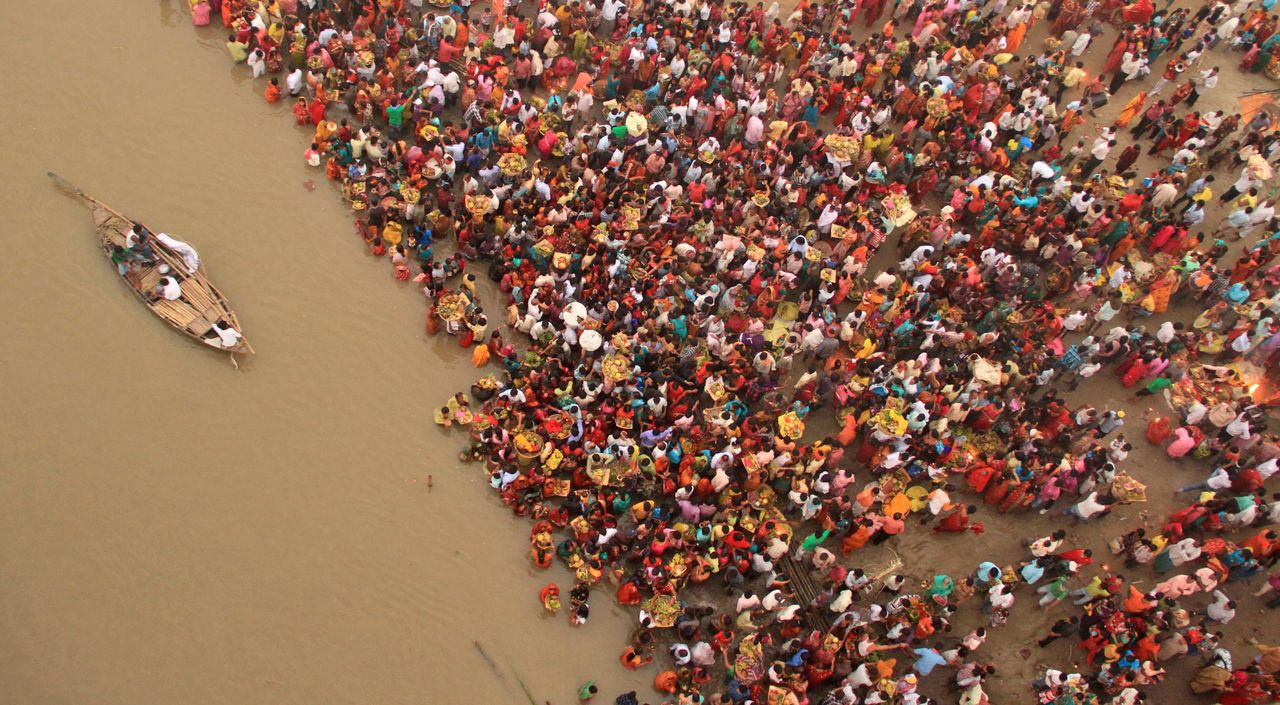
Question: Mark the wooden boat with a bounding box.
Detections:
[49,172,254,356]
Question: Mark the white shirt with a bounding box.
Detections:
[1030,161,1056,180]
[988,587,1014,609]
[1256,458,1278,480]
[214,325,243,348]
[441,71,461,94]
[1030,536,1062,557]
[1226,414,1251,438]
[670,643,692,664]
[1203,467,1233,490]
[1075,492,1107,518]
[1206,590,1235,623]
[1071,32,1092,55]
[1121,53,1146,79]
[927,489,950,514]
[158,277,182,301]
[1249,203,1275,227]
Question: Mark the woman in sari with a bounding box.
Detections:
[983,471,1014,506]
[894,84,924,121]
[1113,91,1147,128]
[966,461,997,494]
[911,7,936,38]
[1005,18,1029,54]
[1123,0,1154,24]
[1168,81,1194,107]
[926,575,955,604]
[1108,230,1138,263]
[859,0,887,27]
[1147,224,1178,253]
[999,480,1031,513]
[1052,0,1087,36]
[1121,355,1152,387]
[1145,269,1180,314]
[1103,34,1131,75]
[1253,33,1280,73]
[1156,228,1193,256]
[1146,415,1172,444]
[1146,33,1171,62]
[733,634,767,685]
[922,95,951,132]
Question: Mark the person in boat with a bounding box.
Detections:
[151,273,182,301]
[125,226,157,263]
[110,245,136,277]
[207,320,243,349]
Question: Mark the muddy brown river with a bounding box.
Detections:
[0,2,649,703]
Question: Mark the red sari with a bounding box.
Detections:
[936,505,971,532]
[983,477,1013,505]
[1053,0,1086,35]
[999,483,1029,513]
[966,464,996,493]
[1121,359,1150,388]
[1103,38,1129,75]
[1145,416,1172,444]
[1122,0,1154,24]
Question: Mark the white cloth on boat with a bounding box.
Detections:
[157,233,201,273]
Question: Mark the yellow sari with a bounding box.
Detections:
[1114,92,1148,128]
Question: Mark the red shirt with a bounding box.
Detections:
[1057,548,1093,566]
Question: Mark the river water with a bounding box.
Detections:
[0,3,647,704]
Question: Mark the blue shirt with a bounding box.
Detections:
[976,562,1002,584]
[913,648,947,676]
[1059,346,1083,370]
[1020,562,1046,584]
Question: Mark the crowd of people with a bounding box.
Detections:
[194,0,1280,701]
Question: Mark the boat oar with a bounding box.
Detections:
[48,171,133,222]
[47,171,83,197]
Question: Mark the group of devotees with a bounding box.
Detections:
[199,0,1280,701]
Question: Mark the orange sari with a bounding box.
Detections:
[1146,271,1178,313]
[1114,92,1147,128]
[1005,22,1028,53]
